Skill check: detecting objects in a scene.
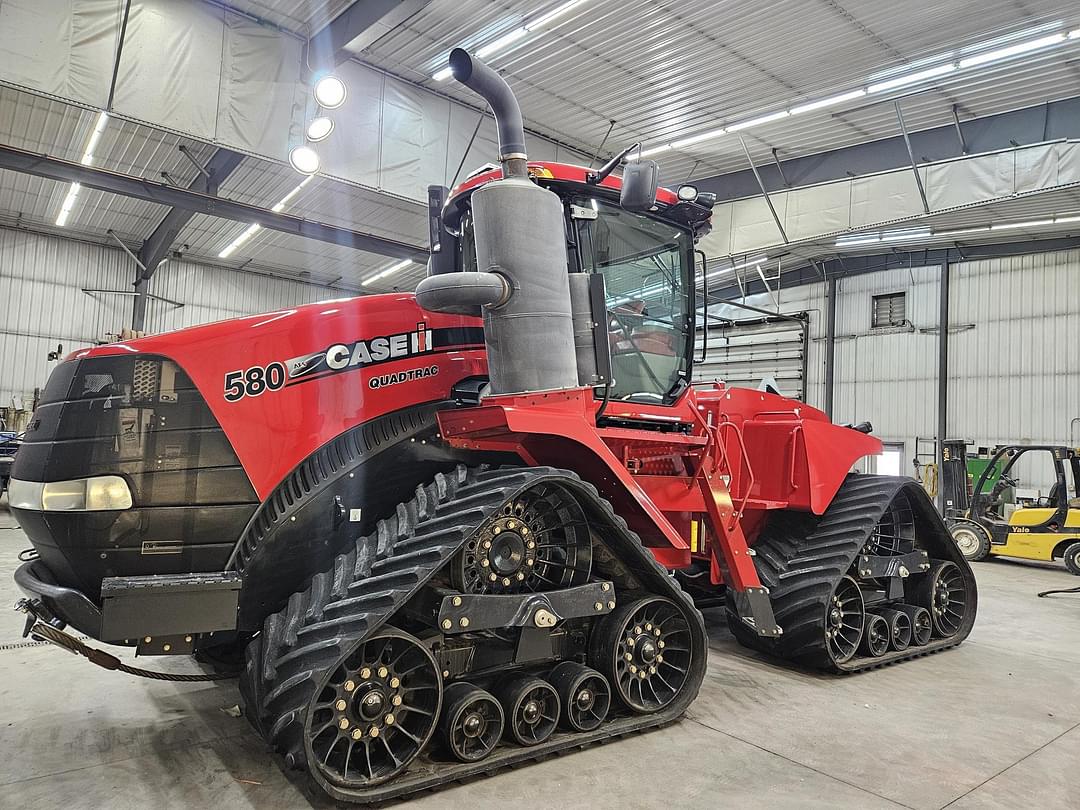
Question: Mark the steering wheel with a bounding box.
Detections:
[1000,473,1020,488]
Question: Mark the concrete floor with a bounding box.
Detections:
[2,498,1078,809]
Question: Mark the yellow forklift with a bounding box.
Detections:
[948,444,1080,574]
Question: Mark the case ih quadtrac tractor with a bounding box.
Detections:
[10,50,976,804]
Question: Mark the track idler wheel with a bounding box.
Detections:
[824,576,865,665]
[440,682,504,762]
[591,595,693,714]
[859,613,890,657]
[498,676,560,746]
[913,560,969,638]
[871,607,912,652]
[897,604,933,646]
[546,662,610,732]
[305,628,442,787]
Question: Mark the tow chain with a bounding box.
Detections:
[17,601,236,682]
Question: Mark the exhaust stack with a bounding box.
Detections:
[416,50,578,396]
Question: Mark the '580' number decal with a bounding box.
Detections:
[224,363,287,401]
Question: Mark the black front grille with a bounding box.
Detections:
[12,355,258,599]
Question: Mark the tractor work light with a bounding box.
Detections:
[313,75,347,109]
[677,184,698,202]
[8,476,133,512]
[289,145,321,175]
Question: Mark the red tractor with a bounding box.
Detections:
[9,50,975,804]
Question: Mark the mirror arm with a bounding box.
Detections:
[587,142,641,185]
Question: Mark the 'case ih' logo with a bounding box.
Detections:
[223,323,435,402]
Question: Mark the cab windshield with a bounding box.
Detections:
[574,199,694,403]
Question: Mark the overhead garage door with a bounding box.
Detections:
[692,314,809,401]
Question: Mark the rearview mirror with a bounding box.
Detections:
[620,159,659,212]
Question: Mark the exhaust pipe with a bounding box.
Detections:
[415,49,579,397]
[448,49,528,178]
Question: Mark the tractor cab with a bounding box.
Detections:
[950,444,1080,574]
[428,160,715,406]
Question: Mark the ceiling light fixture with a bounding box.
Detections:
[362,259,413,287]
[313,75,348,109]
[958,33,1067,68]
[432,0,589,80]
[219,179,316,258]
[289,145,321,175]
[635,144,673,158]
[789,89,867,115]
[867,62,957,94]
[272,176,313,212]
[990,218,1055,230]
[671,128,727,149]
[306,116,335,142]
[55,183,81,227]
[81,111,109,166]
[726,110,790,133]
[218,223,262,258]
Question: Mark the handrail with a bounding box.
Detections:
[788,425,803,490]
[717,419,755,531]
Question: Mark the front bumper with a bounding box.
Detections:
[14,559,103,638]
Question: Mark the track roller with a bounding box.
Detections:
[591,595,693,713]
[546,662,610,732]
[440,682,504,762]
[896,604,933,646]
[859,613,890,657]
[498,676,560,746]
[912,560,969,638]
[870,607,911,652]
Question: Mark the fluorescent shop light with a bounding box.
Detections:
[362,259,413,287]
[958,33,1066,68]
[671,128,727,149]
[789,89,867,115]
[726,110,790,132]
[868,62,957,93]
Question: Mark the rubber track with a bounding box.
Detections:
[727,474,977,673]
[240,464,706,804]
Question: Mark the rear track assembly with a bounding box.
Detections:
[727,474,978,673]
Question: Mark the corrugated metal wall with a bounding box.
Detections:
[0,227,339,405]
[705,248,1080,486]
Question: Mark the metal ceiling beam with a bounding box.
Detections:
[308,0,434,68]
[695,96,1080,202]
[709,236,1080,301]
[0,143,429,263]
[137,148,245,279]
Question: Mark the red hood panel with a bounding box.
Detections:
[74,294,486,499]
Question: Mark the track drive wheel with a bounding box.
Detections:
[440,682,504,762]
[305,628,442,788]
[913,560,969,638]
[950,522,990,561]
[591,595,693,714]
[824,576,865,665]
[546,662,610,732]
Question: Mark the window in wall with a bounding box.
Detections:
[871,292,906,328]
[874,443,905,477]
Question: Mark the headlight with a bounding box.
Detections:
[7,476,133,511]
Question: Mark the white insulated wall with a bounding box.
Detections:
[0,227,339,405]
